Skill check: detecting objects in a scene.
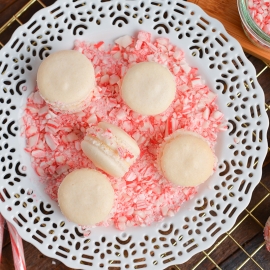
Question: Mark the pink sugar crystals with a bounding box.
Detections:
[22,31,226,230]
[248,0,270,35]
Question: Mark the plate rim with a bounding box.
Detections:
[0,0,268,268]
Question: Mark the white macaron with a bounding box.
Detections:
[37,50,95,112]
[121,62,176,115]
[81,122,140,177]
[157,129,215,187]
[58,169,114,226]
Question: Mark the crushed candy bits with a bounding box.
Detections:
[248,0,270,35]
[22,31,226,230]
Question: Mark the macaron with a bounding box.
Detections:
[37,50,95,112]
[81,122,140,177]
[58,168,114,226]
[120,62,176,115]
[157,130,215,187]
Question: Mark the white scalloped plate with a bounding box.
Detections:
[0,0,268,269]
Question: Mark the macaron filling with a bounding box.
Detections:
[40,90,94,113]
[81,122,140,177]
[86,125,137,164]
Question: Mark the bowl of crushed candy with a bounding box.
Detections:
[237,0,270,50]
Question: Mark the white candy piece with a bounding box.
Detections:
[115,35,133,48]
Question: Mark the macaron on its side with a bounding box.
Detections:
[81,122,140,177]
[58,168,114,226]
[81,136,129,178]
[98,122,140,162]
[121,62,176,116]
[158,130,215,187]
[37,50,95,112]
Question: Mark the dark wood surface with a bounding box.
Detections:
[0,0,270,269]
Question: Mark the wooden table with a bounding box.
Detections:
[0,0,270,269]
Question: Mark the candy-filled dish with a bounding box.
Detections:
[23,31,226,231]
[238,0,270,50]
[0,0,268,269]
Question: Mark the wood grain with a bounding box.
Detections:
[0,0,16,14]
[188,0,270,63]
[0,1,270,270]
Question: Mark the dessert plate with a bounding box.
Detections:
[0,0,268,269]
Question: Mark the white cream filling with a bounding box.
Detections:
[86,126,137,164]
[39,88,94,113]
[83,135,130,173]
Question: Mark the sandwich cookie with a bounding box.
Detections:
[81,122,140,177]
[157,129,215,187]
[121,62,176,115]
[58,168,114,226]
[37,50,95,112]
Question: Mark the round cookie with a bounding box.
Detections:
[158,130,215,187]
[121,62,176,115]
[58,169,114,226]
[37,50,95,112]
[81,122,140,177]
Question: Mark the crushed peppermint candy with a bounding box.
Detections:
[264,216,270,251]
[248,0,270,35]
[22,31,226,231]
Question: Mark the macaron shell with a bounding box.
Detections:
[98,122,140,157]
[121,62,176,115]
[58,169,114,226]
[81,139,128,177]
[160,132,215,187]
[37,50,95,105]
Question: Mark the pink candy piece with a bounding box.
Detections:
[23,31,226,230]
[248,0,270,35]
[7,221,26,270]
[0,214,4,262]
[264,216,270,251]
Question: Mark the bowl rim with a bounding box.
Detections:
[237,0,270,45]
